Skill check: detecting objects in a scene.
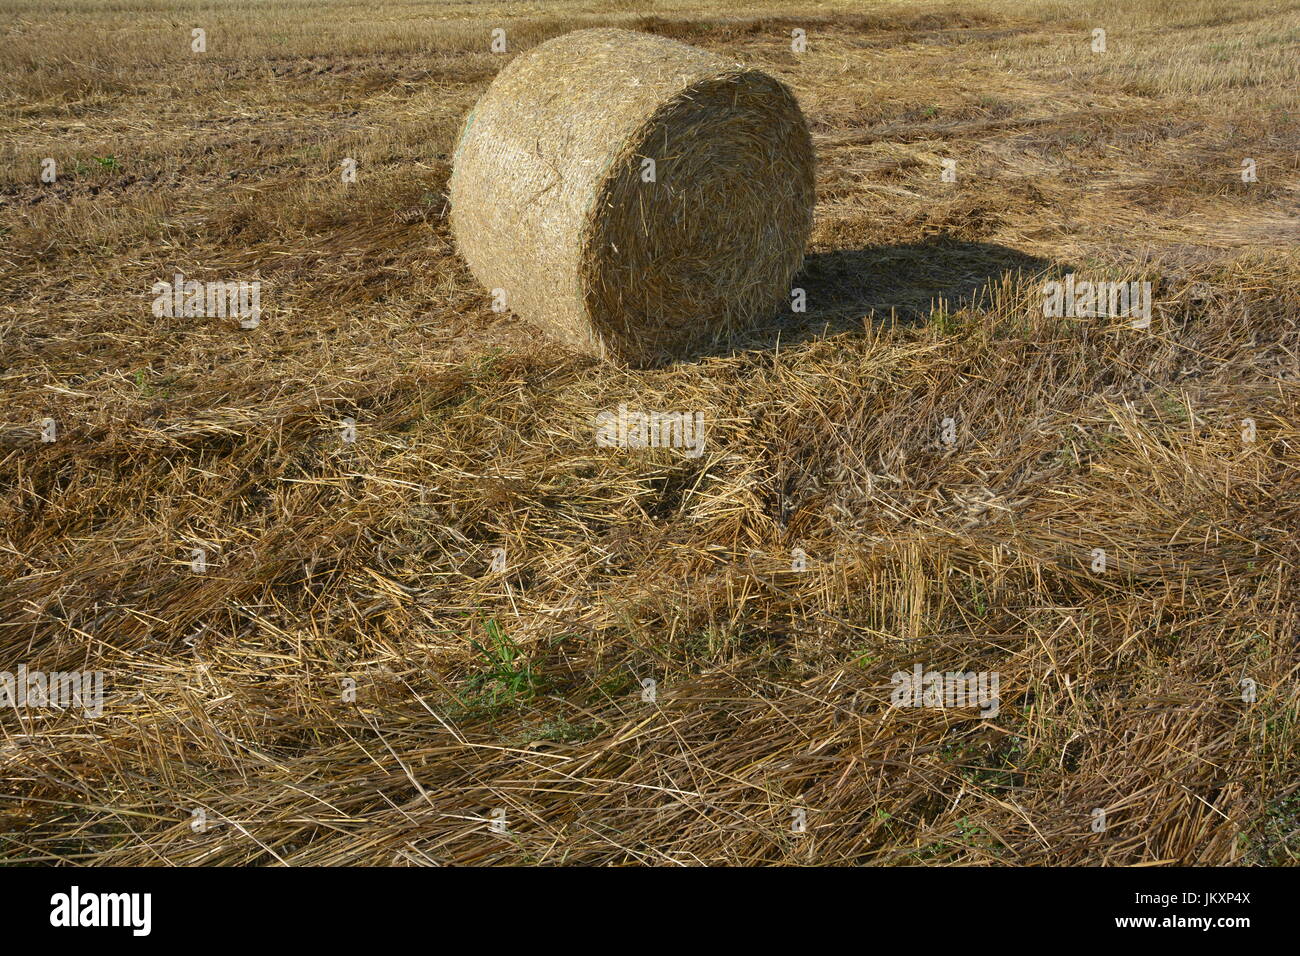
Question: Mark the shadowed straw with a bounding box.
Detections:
[449,27,816,365]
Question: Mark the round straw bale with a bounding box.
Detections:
[449,27,815,365]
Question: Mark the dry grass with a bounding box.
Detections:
[0,0,1297,865]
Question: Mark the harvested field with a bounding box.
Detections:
[0,0,1297,866]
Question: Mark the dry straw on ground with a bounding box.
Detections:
[1,0,1297,867]
[449,27,815,365]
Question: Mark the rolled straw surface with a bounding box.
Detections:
[449,27,816,364]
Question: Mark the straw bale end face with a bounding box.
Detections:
[449,28,816,366]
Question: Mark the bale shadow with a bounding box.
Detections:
[687,235,1065,362]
